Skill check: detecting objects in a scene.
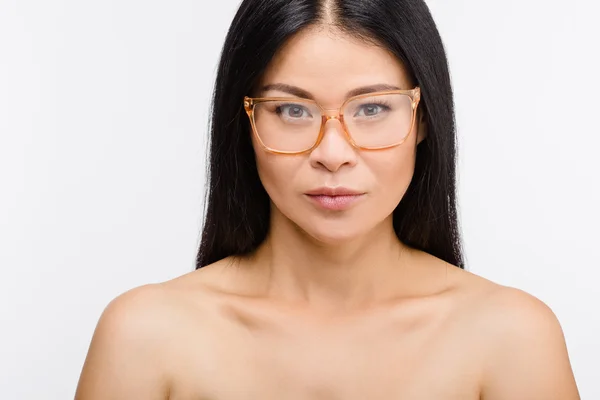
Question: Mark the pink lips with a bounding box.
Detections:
[304,187,366,211]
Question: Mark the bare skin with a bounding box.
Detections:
[75,251,579,400]
[75,26,579,399]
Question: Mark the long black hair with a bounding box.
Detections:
[196,0,465,269]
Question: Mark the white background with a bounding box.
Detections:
[1,0,598,398]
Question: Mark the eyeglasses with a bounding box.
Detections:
[243,87,420,154]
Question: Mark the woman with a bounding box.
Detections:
[75,0,579,398]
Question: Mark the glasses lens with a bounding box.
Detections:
[343,93,414,148]
[253,100,322,152]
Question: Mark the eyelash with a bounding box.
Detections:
[275,103,312,116]
[353,101,392,115]
[363,101,391,108]
[273,100,393,113]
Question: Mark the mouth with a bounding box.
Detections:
[304,187,366,211]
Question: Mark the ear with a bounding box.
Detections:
[416,110,428,145]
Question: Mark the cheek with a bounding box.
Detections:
[254,151,302,203]
[252,135,283,197]
[367,144,417,204]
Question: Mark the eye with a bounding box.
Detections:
[354,103,387,117]
[276,104,313,119]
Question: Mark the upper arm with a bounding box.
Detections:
[481,288,580,400]
[75,285,172,400]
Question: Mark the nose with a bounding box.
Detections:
[308,117,358,172]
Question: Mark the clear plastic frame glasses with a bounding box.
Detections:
[243,87,421,154]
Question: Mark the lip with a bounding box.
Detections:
[305,187,364,196]
[304,187,366,211]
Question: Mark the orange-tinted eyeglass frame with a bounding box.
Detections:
[243,86,421,155]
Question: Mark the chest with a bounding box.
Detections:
[169,312,482,400]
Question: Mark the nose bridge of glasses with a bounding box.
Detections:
[322,112,344,131]
[319,110,352,144]
[315,106,348,140]
[322,107,342,119]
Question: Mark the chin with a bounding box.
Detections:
[273,201,390,245]
[297,218,372,246]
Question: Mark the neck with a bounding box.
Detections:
[249,208,414,313]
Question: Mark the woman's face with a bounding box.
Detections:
[252,27,426,244]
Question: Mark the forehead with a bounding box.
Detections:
[259,27,413,101]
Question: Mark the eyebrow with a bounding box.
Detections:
[259,83,403,99]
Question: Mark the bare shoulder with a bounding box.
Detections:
[75,263,236,400]
[162,256,251,301]
[441,264,580,399]
[91,280,197,339]
[466,279,569,353]
[75,284,179,399]
[446,266,569,348]
[475,282,564,333]
[443,262,570,356]
[434,257,561,324]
